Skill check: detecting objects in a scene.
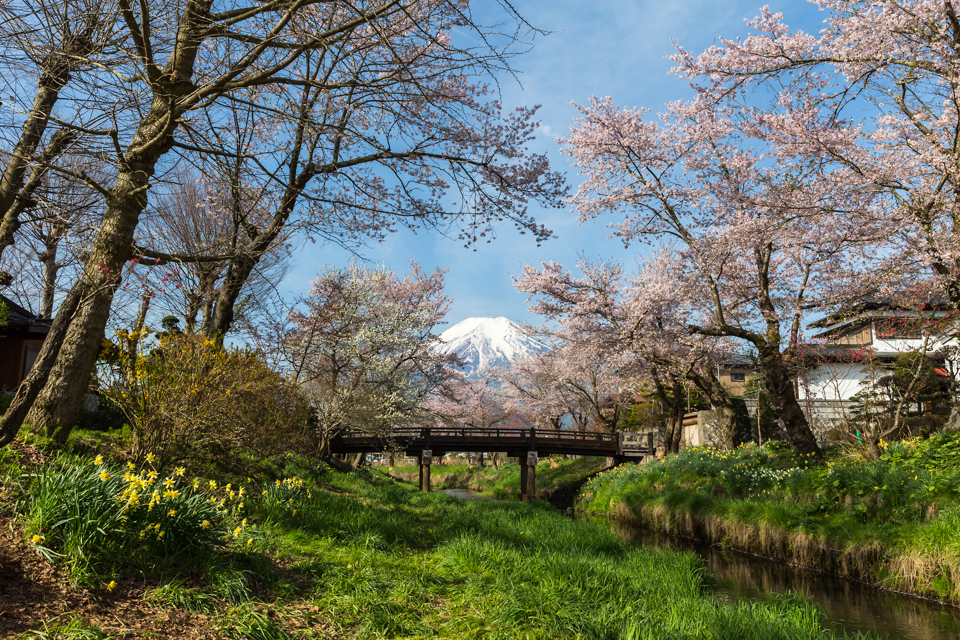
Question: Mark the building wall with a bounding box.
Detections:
[799,362,873,402]
[828,324,873,346]
[0,337,26,390]
[0,333,44,390]
[718,368,752,397]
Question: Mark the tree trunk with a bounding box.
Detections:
[761,352,821,457]
[0,9,102,262]
[25,109,192,440]
[689,371,737,450]
[0,283,82,446]
[205,253,257,338]
[38,246,60,319]
[663,401,682,454]
[125,292,152,368]
[22,0,212,440]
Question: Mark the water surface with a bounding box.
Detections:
[610,521,960,640]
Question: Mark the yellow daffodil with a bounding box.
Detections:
[94,455,104,465]
[31,534,44,545]
[107,580,117,591]
[146,453,155,462]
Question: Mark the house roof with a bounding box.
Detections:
[809,295,954,330]
[1,294,51,334]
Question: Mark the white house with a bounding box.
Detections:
[799,298,958,407]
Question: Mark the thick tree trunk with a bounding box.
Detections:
[28,264,119,443]
[205,254,257,338]
[22,0,212,439]
[689,371,737,450]
[663,394,684,454]
[760,352,821,456]
[25,105,195,440]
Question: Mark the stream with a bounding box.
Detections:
[442,489,960,639]
[607,520,960,640]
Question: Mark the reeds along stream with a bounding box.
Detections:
[606,520,960,640]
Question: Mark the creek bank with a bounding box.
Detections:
[578,439,960,605]
[5,443,873,639]
[588,502,948,605]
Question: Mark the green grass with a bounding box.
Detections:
[7,444,876,639]
[580,436,960,601]
[234,462,872,639]
[18,618,112,639]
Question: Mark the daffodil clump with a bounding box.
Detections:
[257,475,311,520]
[17,453,282,587]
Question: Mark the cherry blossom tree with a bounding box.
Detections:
[514,256,741,452]
[497,351,580,431]
[5,0,567,442]
[427,372,511,466]
[671,2,960,308]
[559,75,898,455]
[260,261,457,455]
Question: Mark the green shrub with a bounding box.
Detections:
[100,333,311,467]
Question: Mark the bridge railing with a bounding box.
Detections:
[338,426,618,443]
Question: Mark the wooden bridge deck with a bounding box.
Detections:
[330,426,653,459]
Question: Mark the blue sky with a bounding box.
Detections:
[284,0,826,329]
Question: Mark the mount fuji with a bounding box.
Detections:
[437,317,548,378]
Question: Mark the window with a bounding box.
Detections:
[24,348,40,377]
[730,372,746,383]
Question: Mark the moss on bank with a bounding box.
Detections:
[579,437,960,603]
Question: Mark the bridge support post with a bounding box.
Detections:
[519,451,537,501]
[419,450,432,492]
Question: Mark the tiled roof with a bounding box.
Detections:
[1,294,51,332]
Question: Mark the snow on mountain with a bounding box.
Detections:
[437,317,547,378]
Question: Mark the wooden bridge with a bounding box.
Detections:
[330,426,655,499]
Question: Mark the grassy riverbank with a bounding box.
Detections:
[381,456,607,501]
[579,436,960,603]
[0,438,877,639]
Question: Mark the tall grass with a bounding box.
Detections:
[249,466,873,639]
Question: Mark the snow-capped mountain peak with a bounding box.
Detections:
[437,317,546,378]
